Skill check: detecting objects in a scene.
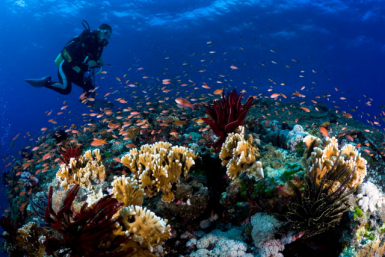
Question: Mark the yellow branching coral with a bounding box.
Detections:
[303,134,321,158]
[56,149,106,190]
[121,142,198,202]
[116,205,172,255]
[111,175,144,207]
[219,126,262,180]
[304,136,367,189]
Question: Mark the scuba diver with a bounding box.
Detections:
[25,21,112,108]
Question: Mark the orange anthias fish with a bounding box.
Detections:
[91,138,107,146]
[343,113,353,119]
[213,89,223,95]
[319,126,329,137]
[175,98,196,109]
[42,153,51,161]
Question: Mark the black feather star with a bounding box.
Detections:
[286,153,356,239]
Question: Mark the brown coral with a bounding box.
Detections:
[15,222,46,257]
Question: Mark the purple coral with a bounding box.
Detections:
[44,185,133,256]
[202,89,253,152]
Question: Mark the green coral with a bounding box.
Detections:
[340,246,357,257]
[296,141,305,156]
[252,178,277,198]
[281,163,303,182]
[240,183,248,199]
[353,206,364,220]
[103,151,113,159]
[379,224,385,235]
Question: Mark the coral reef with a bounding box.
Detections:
[121,142,198,202]
[29,192,48,220]
[1,221,46,257]
[202,89,254,152]
[3,89,385,257]
[219,126,263,180]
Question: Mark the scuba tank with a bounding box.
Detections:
[55,20,91,67]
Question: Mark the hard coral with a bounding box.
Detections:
[111,175,144,207]
[121,142,197,202]
[44,185,132,257]
[118,205,172,255]
[56,149,106,190]
[219,126,263,180]
[202,89,253,152]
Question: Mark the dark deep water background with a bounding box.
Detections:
[0,0,384,254]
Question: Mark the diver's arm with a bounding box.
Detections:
[81,33,99,67]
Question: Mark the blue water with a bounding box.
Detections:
[0,0,385,254]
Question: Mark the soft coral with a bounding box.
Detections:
[202,89,253,152]
[44,185,133,256]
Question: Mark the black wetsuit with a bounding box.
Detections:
[46,31,106,97]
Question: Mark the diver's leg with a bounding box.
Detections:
[45,61,72,95]
[82,75,96,98]
[72,70,95,98]
[78,72,113,109]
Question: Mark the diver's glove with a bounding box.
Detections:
[96,59,103,67]
[87,60,98,68]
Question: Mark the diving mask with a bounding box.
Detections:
[100,29,112,40]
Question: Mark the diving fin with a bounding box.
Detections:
[25,76,51,88]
